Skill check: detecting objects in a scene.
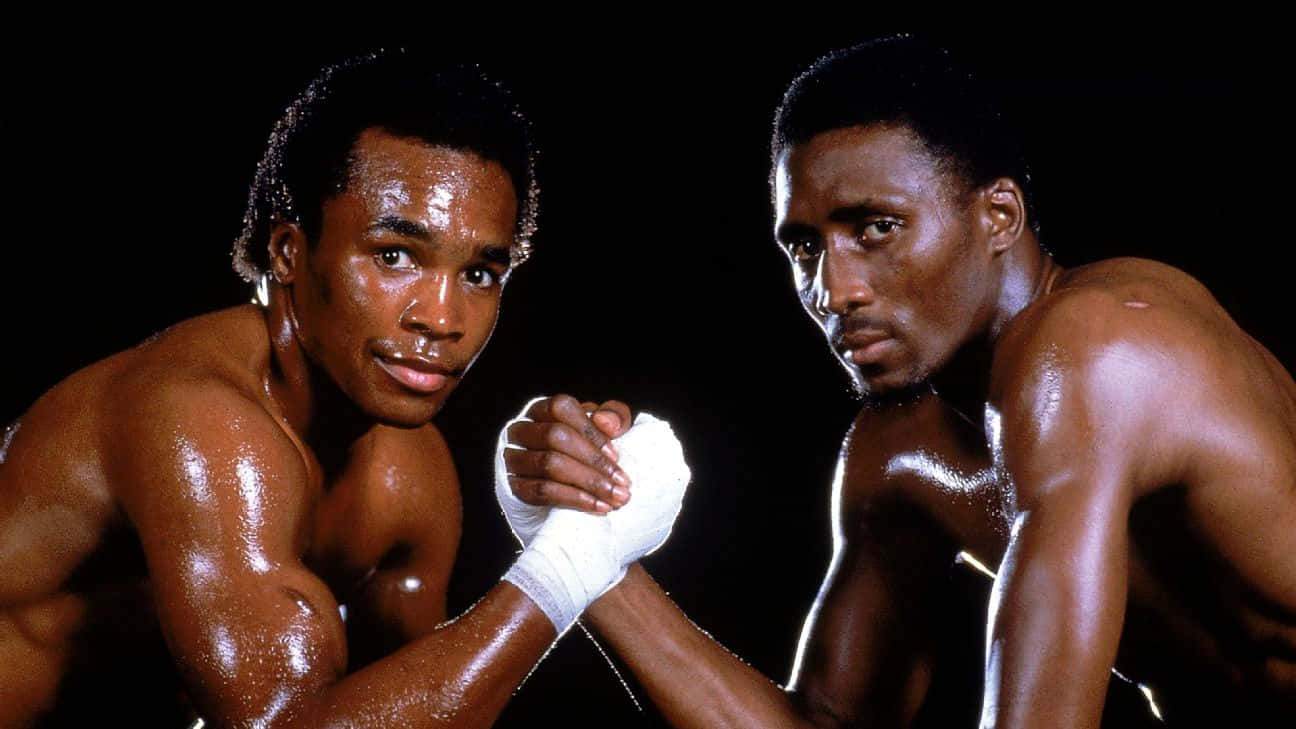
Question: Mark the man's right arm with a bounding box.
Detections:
[111,383,556,729]
[582,428,958,729]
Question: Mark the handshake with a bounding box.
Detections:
[495,396,692,634]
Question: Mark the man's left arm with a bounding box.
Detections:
[982,298,1176,729]
[331,424,465,666]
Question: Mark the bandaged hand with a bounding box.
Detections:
[497,400,691,633]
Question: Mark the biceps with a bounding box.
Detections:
[992,502,1130,660]
[152,558,347,727]
[983,507,1130,728]
[345,550,450,664]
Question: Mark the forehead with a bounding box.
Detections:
[341,128,518,236]
[775,124,956,219]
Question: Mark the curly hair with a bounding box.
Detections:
[232,49,538,283]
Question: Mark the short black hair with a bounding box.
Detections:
[773,35,1037,231]
[232,49,538,282]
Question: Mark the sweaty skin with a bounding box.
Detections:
[517,125,1296,727]
[0,130,561,728]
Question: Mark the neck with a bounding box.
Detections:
[260,283,372,471]
[931,236,1062,421]
[987,235,1062,342]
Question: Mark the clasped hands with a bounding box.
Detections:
[496,395,690,633]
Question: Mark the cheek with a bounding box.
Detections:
[336,262,401,319]
[792,269,820,320]
[894,233,981,345]
[469,296,502,340]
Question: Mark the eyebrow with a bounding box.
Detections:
[369,215,512,265]
[777,196,910,244]
[482,246,512,265]
[368,216,431,240]
[827,202,901,224]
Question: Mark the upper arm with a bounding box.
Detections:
[991,287,1189,511]
[110,383,346,728]
[788,426,958,728]
[341,424,462,653]
[983,291,1182,727]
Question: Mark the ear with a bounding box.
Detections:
[267,221,307,284]
[978,178,1027,255]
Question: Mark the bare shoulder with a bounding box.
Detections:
[359,421,459,512]
[312,420,461,565]
[94,306,306,505]
[3,305,272,476]
[0,305,296,598]
[988,258,1283,500]
[1001,258,1228,361]
[837,393,980,533]
[839,393,952,492]
[992,258,1249,409]
[14,304,273,438]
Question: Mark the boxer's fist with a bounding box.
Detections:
[496,395,632,546]
[598,413,690,563]
[501,408,692,633]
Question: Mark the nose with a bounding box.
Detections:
[814,238,875,316]
[399,271,463,341]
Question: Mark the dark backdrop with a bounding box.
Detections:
[3,25,1284,727]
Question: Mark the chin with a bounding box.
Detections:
[363,391,452,429]
[376,409,440,429]
[847,363,930,410]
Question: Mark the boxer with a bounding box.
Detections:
[0,50,689,728]
[503,37,1296,727]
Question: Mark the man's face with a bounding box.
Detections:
[286,128,517,426]
[774,124,997,398]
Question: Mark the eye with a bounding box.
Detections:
[789,238,821,263]
[464,266,500,290]
[376,247,415,270]
[859,219,901,244]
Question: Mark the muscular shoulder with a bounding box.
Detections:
[312,421,461,571]
[994,259,1234,411]
[116,305,272,396]
[95,308,310,531]
[836,394,980,532]
[988,259,1232,501]
[15,305,271,444]
[105,372,305,506]
[2,305,276,510]
[356,422,458,513]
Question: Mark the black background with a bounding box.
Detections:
[2,24,1285,727]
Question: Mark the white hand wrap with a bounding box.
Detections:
[497,404,691,634]
[494,396,550,546]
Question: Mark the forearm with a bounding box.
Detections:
[278,582,554,729]
[586,565,817,729]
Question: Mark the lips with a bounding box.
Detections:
[834,325,894,366]
[373,352,458,394]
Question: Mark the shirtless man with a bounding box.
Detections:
[501,37,1296,727]
[0,51,686,728]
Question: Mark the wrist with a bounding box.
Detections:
[587,563,649,622]
[503,522,621,635]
